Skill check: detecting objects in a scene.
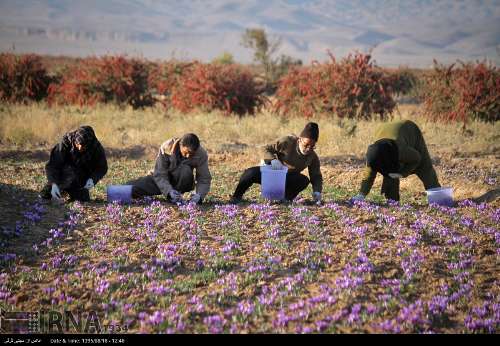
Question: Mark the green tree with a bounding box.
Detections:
[212,51,235,65]
[241,28,301,90]
[241,28,281,68]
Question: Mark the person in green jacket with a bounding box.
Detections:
[351,120,440,202]
[231,122,323,204]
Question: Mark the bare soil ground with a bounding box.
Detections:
[0,142,498,333]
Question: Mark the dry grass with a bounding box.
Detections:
[1,102,498,201]
[1,103,499,156]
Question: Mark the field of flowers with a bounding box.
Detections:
[0,153,498,334]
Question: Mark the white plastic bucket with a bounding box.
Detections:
[426,187,454,206]
[107,185,133,203]
[260,165,288,201]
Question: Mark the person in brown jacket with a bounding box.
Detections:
[127,133,212,204]
[231,122,323,203]
[351,120,440,202]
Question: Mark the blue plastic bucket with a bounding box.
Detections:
[107,185,133,203]
[426,187,453,207]
[260,165,288,201]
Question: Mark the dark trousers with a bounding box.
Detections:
[41,165,90,202]
[381,176,400,202]
[127,165,196,200]
[381,126,441,202]
[232,166,310,201]
[381,166,441,202]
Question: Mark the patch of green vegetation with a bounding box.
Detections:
[173,268,219,293]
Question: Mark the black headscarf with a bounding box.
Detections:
[366,138,400,177]
[67,126,98,167]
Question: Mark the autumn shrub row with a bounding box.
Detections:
[0,54,265,115]
[420,60,499,125]
[0,53,53,103]
[274,52,397,120]
[47,56,154,109]
[170,62,267,116]
[1,53,498,122]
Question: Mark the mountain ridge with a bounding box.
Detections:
[0,0,499,67]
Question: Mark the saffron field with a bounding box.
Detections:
[0,150,498,334]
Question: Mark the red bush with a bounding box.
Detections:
[47,56,153,109]
[381,67,419,97]
[0,53,52,103]
[171,63,266,116]
[148,61,191,95]
[274,52,396,119]
[148,61,192,108]
[422,60,500,124]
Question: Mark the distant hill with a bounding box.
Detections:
[0,0,499,67]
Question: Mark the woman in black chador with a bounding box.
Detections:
[40,125,108,202]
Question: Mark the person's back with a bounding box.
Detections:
[352,120,440,202]
[374,120,423,151]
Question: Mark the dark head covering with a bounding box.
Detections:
[73,126,96,146]
[300,122,319,141]
[366,138,400,177]
[67,125,98,164]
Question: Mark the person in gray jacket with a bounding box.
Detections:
[127,133,211,204]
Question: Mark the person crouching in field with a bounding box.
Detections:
[231,122,323,204]
[127,133,211,204]
[40,125,108,202]
[351,120,440,203]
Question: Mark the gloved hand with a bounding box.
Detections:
[312,191,322,203]
[189,193,201,204]
[270,159,284,170]
[388,173,403,179]
[84,178,94,190]
[169,189,183,203]
[51,183,62,199]
[350,194,365,203]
